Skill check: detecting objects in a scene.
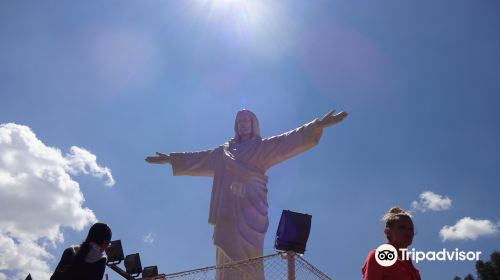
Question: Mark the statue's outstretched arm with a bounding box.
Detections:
[318,109,348,128]
[145,152,171,164]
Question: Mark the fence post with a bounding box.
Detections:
[287,251,296,280]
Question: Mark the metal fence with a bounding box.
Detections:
[162,251,332,280]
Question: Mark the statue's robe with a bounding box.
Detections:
[169,119,323,279]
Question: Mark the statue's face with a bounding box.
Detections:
[237,113,253,138]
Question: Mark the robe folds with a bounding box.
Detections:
[169,119,323,279]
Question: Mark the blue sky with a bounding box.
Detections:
[1,1,499,279]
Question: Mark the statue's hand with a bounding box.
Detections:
[145,152,171,164]
[318,109,348,128]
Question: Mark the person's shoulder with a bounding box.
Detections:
[61,245,79,258]
[69,245,80,254]
[362,249,382,278]
[363,249,381,266]
[365,249,377,259]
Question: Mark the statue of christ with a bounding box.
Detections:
[146,109,347,279]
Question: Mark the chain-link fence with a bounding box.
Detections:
[162,251,332,280]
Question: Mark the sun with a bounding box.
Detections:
[198,0,268,36]
[190,0,288,59]
[213,0,239,3]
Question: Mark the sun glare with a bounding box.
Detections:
[199,0,268,36]
[213,0,239,3]
[190,0,289,60]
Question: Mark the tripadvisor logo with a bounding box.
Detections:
[375,244,482,266]
[375,244,398,267]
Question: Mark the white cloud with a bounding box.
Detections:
[0,123,114,279]
[66,146,115,187]
[143,232,156,244]
[440,217,499,241]
[411,191,452,212]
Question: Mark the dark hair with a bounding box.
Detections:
[74,222,112,263]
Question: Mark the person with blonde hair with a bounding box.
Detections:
[362,207,421,280]
[146,108,348,279]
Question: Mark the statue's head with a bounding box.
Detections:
[233,109,261,142]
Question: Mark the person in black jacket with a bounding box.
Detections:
[51,222,112,280]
